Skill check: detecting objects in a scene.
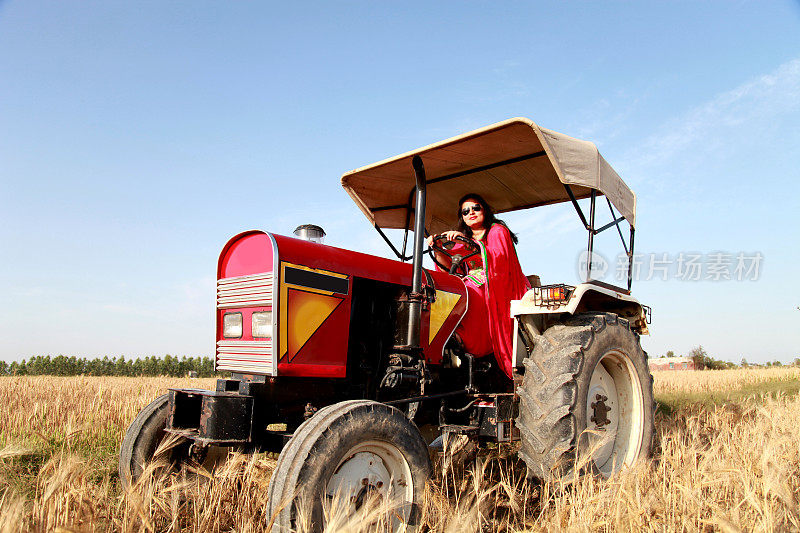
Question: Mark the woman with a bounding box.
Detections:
[426,194,530,379]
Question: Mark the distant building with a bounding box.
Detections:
[187,370,199,378]
[649,356,696,371]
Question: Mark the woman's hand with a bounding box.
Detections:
[426,231,465,248]
[443,230,465,242]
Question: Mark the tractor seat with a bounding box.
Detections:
[527,274,541,288]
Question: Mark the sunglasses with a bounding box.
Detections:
[461,204,483,216]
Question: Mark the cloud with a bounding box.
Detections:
[175,276,216,315]
[101,303,153,317]
[626,58,800,173]
[492,59,521,75]
[505,204,584,244]
[569,89,654,148]
[9,286,45,298]
[98,275,215,322]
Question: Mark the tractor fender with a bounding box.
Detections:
[511,282,649,335]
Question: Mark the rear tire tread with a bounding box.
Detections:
[516,312,655,480]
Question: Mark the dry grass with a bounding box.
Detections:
[654,366,800,394]
[0,369,798,531]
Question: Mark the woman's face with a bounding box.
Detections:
[460,199,485,230]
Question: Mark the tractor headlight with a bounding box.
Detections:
[252,311,272,338]
[222,312,243,338]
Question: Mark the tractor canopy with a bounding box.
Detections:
[341,117,636,237]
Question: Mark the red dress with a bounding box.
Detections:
[453,224,531,379]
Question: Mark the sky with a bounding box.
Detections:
[1,1,799,364]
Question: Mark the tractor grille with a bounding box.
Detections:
[216,272,273,308]
[216,271,275,375]
[215,340,273,373]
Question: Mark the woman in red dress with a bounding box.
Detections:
[426,194,531,379]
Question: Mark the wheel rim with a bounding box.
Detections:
[584,349,645,476]
[325,440,415,531]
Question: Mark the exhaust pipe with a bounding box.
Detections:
[405,155,427,350]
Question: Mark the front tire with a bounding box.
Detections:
[267,400,431,532]
[119,394,219,489]
[516,313,655,480]
[120,394,177,488]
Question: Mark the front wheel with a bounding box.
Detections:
[516,313,655,480]
[119,394,173,488]
[267,400,431,532]
[118,394,220,489]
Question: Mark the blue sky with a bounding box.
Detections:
[1,1,798,364]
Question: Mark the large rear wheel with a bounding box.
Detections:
[516,313,654,480]
[267,400,431,532]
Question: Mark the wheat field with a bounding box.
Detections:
[0,368,798,532]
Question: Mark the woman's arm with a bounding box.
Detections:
[426,231,466,271]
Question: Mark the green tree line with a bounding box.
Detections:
[0,355,222,377]
[658,346,800,369]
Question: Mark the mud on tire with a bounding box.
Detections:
[516,312,655,481]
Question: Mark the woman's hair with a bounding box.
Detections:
[456,193,518,244]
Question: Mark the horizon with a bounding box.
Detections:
[2,1,799,365]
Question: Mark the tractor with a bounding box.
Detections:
[119,117,654,531]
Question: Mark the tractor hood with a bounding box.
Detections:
[341,117,636,235]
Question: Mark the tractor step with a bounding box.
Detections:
[166,388,254,446]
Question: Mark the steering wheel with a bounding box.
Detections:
[428,234,481,276]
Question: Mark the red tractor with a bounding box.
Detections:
[120,117,654,531]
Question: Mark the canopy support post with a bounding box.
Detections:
[627,226,636,291]
[606,198,629,255]
[594,216,627,235]
[586,190,596,281]
[374,225,408,261]
[564,184,590,231]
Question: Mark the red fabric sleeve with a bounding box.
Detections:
[483,224,531,378]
